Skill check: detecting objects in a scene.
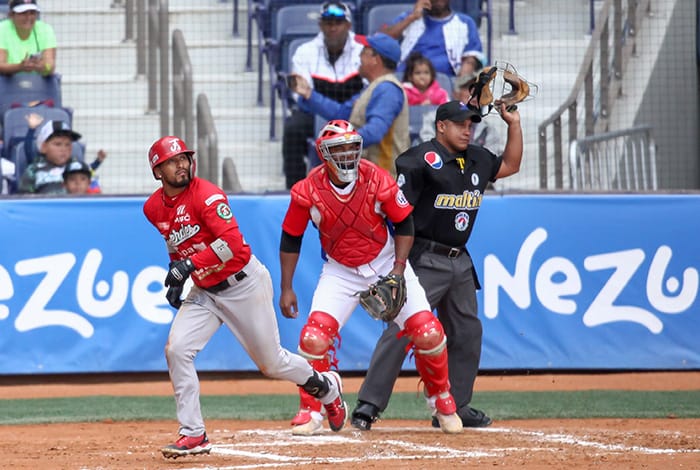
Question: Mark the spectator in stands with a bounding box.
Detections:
[419,73,503,155]
[18,119,80,194]
[402,51,449,106]
[288,32,409,175]
[62,159,92,195]
[383,0,486,78]
[1,157,15,194]
[282,1,364,190]
[23,113,108,191]
[0,0,56,76]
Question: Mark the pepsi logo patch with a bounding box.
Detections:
[424,151,443,169]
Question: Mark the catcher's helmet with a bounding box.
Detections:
[315,119,363,183]
[148,135,196,179]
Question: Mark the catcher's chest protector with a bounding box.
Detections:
[308,167,388,267]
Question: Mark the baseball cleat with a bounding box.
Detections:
[161,432,212,459]
[351,401,380,431]
[320,371,347,432]
[291,415,324,436]
[435,412,463,434]
[431,407,493,428]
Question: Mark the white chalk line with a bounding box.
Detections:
[162,425,698,470]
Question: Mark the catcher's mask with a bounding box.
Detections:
[315,119,363,183]
[148,135,196,180]
[468,61,538,116]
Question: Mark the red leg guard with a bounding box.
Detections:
[298,311,340,362]
[293,312,340,425]
[403,310,450,398]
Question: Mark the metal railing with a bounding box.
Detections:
[172,29,194,146]
[569,126,657,191]
[197,94,223,188]
[537,0,651,190]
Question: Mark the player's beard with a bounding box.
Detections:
[164,172,190,189]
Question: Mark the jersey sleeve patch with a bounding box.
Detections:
[396,189,409,207]
[216,202,233,220]
[205,193,225,206]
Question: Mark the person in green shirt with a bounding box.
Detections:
[0,0,56,76]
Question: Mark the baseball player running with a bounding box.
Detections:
[279,120,462,435]
[143,136,347,459]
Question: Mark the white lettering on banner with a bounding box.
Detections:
[76,249,129,318]
[3,251,175,338]
[484,228,699,333]
[0,264,13,320]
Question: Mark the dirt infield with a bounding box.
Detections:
[1,372,699,469]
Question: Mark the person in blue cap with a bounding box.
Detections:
[287,32,409,175]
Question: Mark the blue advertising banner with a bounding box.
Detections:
[0,194,698,374]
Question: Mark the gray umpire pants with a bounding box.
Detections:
[357,248,482,414]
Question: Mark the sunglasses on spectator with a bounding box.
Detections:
[320,3,350,21]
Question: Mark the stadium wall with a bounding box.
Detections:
[0,194,698,374]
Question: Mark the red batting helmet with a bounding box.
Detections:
[315,119,363,183]
[148,135,196,179]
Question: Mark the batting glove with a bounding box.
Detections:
[166,284,184,309]
[165,258,195,288]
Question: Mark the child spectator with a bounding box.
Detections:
[22,113,107,192]
[18,119,80,194]
[402,52,449,106]
[62,159,92,195]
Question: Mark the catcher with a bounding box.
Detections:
[279,119,462,436]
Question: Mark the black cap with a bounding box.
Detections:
[435,100,482,124]
[63,159,91,180]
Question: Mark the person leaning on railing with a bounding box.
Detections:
[0,0,56,76]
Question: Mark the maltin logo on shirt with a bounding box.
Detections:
[424,151,443,169]
[216,203,233,220]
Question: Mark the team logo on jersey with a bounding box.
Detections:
[169,224,200,246]
[424,151,443,169]
[454,211,470,231]
[216,202,233,220]
[471,173,480,186]
[396,189,409,207]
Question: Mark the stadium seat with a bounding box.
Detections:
[0,73,63,118]
[409,104,437,144]
[363,3,412,35]
[1,105,72,160]
[263,4,321,140]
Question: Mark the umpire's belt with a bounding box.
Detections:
[414,237,466,259]
[204,270,247,294]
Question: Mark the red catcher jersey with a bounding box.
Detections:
[143,177,251,288]
[283,160,412,267]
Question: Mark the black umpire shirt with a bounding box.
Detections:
[395,139,502,248]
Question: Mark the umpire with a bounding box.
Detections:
[352,100,523,429]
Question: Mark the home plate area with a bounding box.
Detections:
[173,420,700,469]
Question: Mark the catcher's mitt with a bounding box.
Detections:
[356,274,407,322]
[469,61,538,114]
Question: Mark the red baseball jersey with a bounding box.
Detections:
[143,177,251,288]
[283,160,412,267]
